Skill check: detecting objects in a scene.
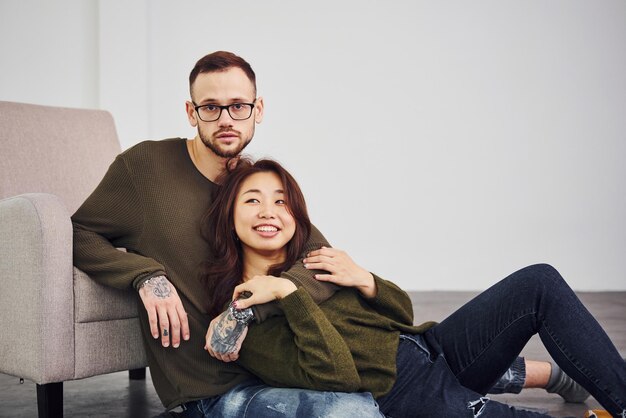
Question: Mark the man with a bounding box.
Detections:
[72,51,587,417]
[72,51,383,417]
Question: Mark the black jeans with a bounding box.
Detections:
[377,264,626,417]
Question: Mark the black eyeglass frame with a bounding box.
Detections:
[192,100,256,122]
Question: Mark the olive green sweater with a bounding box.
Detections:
[239,276,437,398]
[71,138,336,408]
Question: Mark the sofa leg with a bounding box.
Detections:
[129,367,146,380]
[36,382,63,418]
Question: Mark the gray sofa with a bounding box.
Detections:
[0,101,148,418]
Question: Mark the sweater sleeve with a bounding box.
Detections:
[71,155,166,289]
[238,288,361,392]
[363,274,415,326]
[252,224,340,322]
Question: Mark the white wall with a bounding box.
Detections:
[0,0,99,108]
[2,0,625,290]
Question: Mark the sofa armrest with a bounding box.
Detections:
[0,193,74,384]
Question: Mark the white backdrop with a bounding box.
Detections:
[2,0,625,290]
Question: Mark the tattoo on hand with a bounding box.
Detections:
[211,311,246,354]
[143,276,172,299]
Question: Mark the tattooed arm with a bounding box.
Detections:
[138,275,190,348]
[207,277,296,362]
[204,308,249,362]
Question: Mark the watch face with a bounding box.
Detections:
[231,306,253,323]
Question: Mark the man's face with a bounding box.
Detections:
[187,67,264,158]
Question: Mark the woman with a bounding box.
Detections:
[201,158,625,417]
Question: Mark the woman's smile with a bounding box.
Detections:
[234,171,296,255]
[253,223,281,237]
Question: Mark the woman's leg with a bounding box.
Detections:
[377,335,556,417]
[489,356,527,394]
[489,358,590,403]
[425,264,626,416]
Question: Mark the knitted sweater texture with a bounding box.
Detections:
[71,138,334,408]
[239,276,437,399]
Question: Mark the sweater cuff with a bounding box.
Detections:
[132,270,167,290]
[370,273,393,303]
[279,287,318,323]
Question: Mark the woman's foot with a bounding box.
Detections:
[546,361,590,403]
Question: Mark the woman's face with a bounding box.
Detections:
[233,171,296,256]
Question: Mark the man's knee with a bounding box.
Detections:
[239,387,383,418]
[319,392,383,418]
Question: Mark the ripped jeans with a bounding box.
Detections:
[174,361,524,418]
[489,356,526,394]
[377,264,626,418]
[178,381,384,418]
[174,363,525,418]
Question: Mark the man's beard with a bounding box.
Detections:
[199,129,253,158]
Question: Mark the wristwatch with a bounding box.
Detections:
[229,302,255,325]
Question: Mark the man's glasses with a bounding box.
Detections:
[192,101,256,122]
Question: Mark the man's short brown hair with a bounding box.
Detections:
[189,51,257,98]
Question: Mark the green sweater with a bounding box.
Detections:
[239,275,436,398]
[71,138,336,408]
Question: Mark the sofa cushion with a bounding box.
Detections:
[74,267,140,323]
[74,318,146,379]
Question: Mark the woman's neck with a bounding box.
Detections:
[242,247,287,282]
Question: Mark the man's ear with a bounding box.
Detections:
[254,96,264,124]
[186,101,198,127]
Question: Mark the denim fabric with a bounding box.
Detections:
[377,334,554,417]
[179,264,626,418]
[489,356,526,394]
[421,264,625,417]
[178,378,384,418]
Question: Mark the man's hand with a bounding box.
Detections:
[205,309,249,362]
[138,275,190,348]
[303,247,377,298]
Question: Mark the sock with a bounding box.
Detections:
[546,361,590,403]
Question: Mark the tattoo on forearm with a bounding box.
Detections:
[143,276,172,299]
[211,311,246,354]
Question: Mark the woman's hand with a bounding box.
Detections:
[303,247,377,298]
[232,275,298,310]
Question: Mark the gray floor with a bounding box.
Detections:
[0,291,623,418]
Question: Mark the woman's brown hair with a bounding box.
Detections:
[200,157,311,318]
